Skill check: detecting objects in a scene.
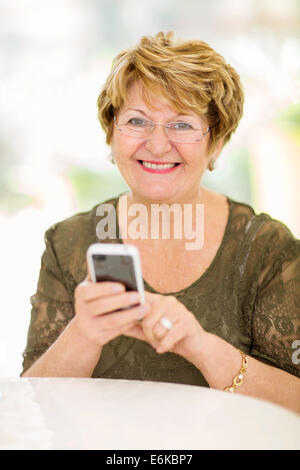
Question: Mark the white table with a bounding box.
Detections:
[0,377,300,450]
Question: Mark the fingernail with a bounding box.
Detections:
[113,284,124,293]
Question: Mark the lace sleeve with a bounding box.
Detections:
[21,225,75,374]
[250,220,300,378]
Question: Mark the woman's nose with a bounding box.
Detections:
[144,125,172,156]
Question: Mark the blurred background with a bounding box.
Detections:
[1,0,300,377]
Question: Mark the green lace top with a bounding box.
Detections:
[22,194,300,385]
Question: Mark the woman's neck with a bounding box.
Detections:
[126,187,207,209]
[117,187,209,245]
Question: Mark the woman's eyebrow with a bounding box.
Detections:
[125,107,196,119]
[125,108,147,115]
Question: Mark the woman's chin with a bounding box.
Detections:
[135,187,179,203]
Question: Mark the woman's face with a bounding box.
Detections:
[111,81,218,204]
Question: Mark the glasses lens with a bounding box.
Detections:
[167,128,202,143]
[127,124,149,137]
[115,116,208,143]
[116,117,151,138]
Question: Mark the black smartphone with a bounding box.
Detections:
[87,243,145,303]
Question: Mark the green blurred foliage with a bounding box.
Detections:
[0,173,34,214]
[202,147,255,206]
[275,103,300,147]
[68,166,129,212]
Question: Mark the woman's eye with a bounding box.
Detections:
[171,122,193,130]
[128,118,147,127]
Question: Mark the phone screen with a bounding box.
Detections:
[92,254,138,291]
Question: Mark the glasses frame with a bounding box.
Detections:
[113,115,210,144]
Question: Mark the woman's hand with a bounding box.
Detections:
[72,274,149,348]
[124,291,207,364]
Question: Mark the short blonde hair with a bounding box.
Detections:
[97,31,244,154]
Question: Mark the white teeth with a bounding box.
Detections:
[141,161,177,169]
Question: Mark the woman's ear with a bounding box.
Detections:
[208,158,217,171]
[107,151,115,164]
[208,138,224,171]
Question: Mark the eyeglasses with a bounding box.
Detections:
[114,115,210,143]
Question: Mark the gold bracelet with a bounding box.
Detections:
[224,350,248,392]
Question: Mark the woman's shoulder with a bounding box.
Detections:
[40,194,122,285]
[45,194,119,243]
[42,194,121,274]
[227,196,300,263]
[228,196,298,240]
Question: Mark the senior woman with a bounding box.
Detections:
[22,32,300,414]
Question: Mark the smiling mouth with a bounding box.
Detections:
[137,160,181,171]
